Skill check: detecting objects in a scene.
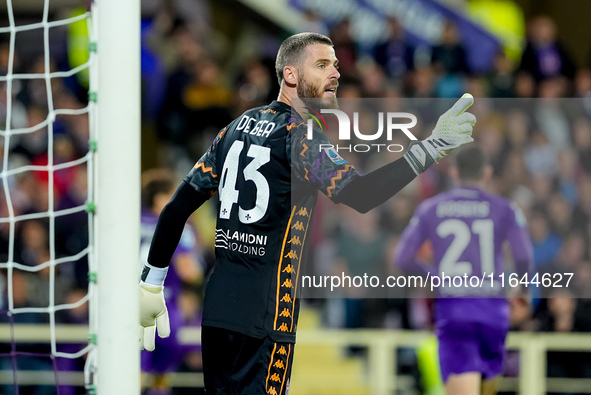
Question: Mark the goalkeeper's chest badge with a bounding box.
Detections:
[323,147,347,165]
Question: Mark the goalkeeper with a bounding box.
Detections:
[139,32,476,395]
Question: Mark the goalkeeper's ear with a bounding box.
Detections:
[283,65,298,87]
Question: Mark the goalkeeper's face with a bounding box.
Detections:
[297,44,340,110]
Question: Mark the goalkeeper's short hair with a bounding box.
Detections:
[275,32,333,85]
[454,146,489,181]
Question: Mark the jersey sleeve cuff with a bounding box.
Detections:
[140,262,169,287]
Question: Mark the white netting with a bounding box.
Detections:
[0,1,97,393]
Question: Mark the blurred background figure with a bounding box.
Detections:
[140,169,205,395]
[519,16,576,84]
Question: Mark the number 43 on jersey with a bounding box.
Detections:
[219,141,271,224]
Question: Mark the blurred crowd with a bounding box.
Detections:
[1,0,591,393]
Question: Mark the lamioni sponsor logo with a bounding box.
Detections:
[306,107,418,152]
[215,228,267,256]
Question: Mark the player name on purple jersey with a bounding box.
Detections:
[436,200,490,217]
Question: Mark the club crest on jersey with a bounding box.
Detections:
[323,147,347,165]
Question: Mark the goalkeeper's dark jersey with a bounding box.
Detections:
[184,100,359,343]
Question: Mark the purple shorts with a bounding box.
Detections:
[437,322,507,382]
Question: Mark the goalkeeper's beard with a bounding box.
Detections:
[297,74,339,112]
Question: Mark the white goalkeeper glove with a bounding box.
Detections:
[404,93,476,175]
[139,263,170,351]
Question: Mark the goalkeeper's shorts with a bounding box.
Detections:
[202,325,294,395]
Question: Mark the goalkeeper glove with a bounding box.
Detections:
[139,263,170,351]
[404,93,476,175]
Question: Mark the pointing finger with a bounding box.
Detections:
[449,93,474,116]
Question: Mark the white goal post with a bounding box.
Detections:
[95,0,141,393]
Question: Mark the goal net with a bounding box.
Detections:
[0,0,141,394]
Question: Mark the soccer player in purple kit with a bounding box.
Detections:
[139,32,477,394]
[394,146,534,395]
[140,169,205,395]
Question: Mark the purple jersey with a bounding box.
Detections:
[395,186,533,328]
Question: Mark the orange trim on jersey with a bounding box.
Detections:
[300,143,308,157]
[265,342,278,390]
[286,122,305,131]
[279,344,292,395]
[274,206,296,330]
[326,164,352,198]
[218,127,227,139]
[194,162,217,178]
[290,209,312,331]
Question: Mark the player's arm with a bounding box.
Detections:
[145,182,208,270]
[292,94,476,213]
[139,181,209,351]
[342,94,476,212]
[290,129,415,213]
[331,157,416,213]
[393,207,435,276]
[139,129,223,351]
[505,203,534,278]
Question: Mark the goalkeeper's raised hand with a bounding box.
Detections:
[139,263,170,351]
[404,93,476,175]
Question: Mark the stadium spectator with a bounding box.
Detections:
[373,17,414,80]
[233,57,277,115]
[547,192,578,236]
[574,68,591,97]
[358,60,393,97]
[431,21,470,76]
[300,8,328,36]
[529,208,562,268]
[486,51,515,98]
[431,21,470,98]
[329,19,357,79]
[572,117,591,173]
[513,70,537,97]
[333,209,393,331]
[519,15,576,82]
